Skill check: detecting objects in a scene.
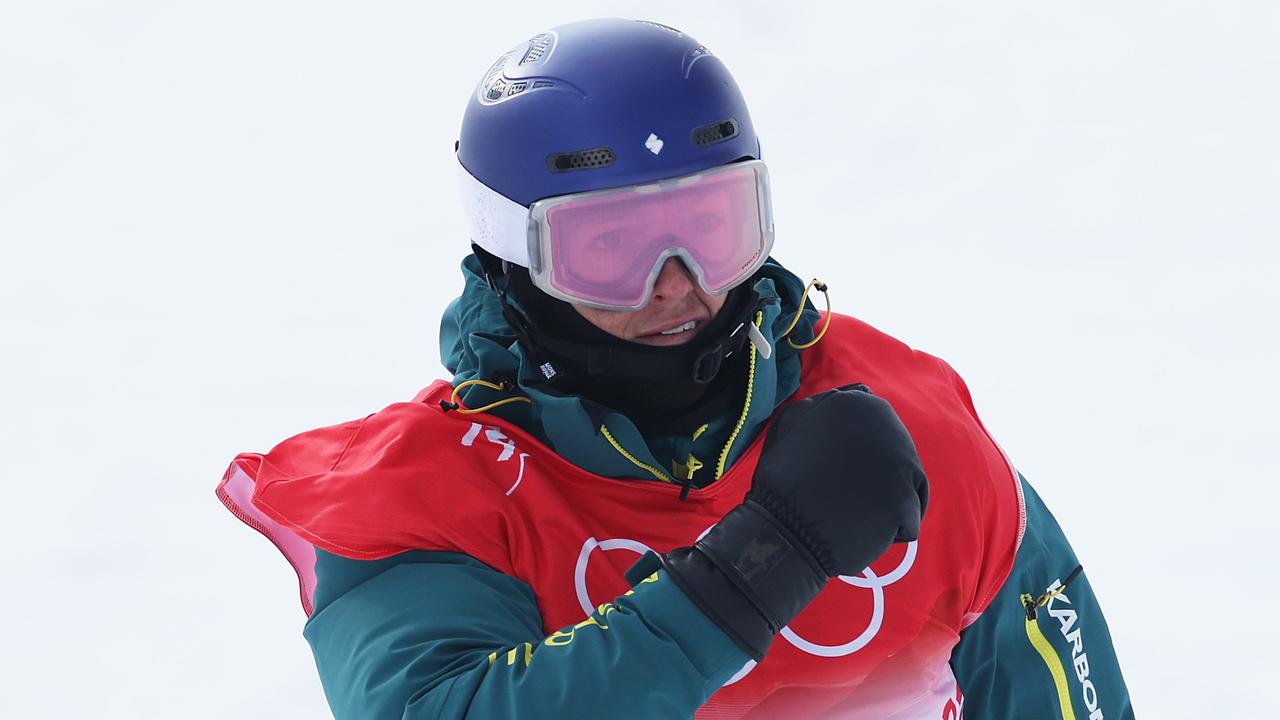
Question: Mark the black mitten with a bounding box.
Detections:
[658,385,929,660]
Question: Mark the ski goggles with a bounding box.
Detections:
[461,159,775,310]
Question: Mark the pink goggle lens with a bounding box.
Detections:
[543,165,766,307]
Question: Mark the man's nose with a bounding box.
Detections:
[650,257,697,302]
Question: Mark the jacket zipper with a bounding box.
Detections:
[1019,564,1085,720]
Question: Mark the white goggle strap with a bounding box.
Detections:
[457,160,533,268]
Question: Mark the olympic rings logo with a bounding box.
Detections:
[780,540,918,656]
[571,532,919,683]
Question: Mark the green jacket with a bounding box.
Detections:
[300,256,1134,718]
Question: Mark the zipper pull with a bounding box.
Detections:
[1021,593,1039,621]
[672,453,703,502]
[747,322,772,359]
[1022,564,1085,621]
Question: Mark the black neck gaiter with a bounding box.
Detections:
[505,267,752,432]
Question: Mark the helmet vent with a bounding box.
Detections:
[482,53,511,85]
[486,78,508,101]
[635,20,683,36]
[521,33,554,64]
[479,51,516,104]
[547,148,616,172]
[692,119,739,147]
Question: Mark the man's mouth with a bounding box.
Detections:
[659,320,698,336]
[634,317,705,345]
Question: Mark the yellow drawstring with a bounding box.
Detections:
[443,378,533,415]
[1039,584,1071,606]
[781,278,833,350]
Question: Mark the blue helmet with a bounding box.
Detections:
[457,18,761,208]
[457,19,770,393]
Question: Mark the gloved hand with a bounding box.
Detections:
[657,384,929,660]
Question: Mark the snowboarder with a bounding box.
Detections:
[219,18,1134,719]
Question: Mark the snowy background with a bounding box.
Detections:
[2,1,1276,717]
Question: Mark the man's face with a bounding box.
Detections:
[571,257,728,347]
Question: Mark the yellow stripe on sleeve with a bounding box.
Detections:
[1020,594,1076,720]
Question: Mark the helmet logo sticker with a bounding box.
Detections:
[645,132,664,155]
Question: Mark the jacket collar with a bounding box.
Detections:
[440,254,818,481]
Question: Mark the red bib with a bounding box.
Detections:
[219,313,1024,719]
